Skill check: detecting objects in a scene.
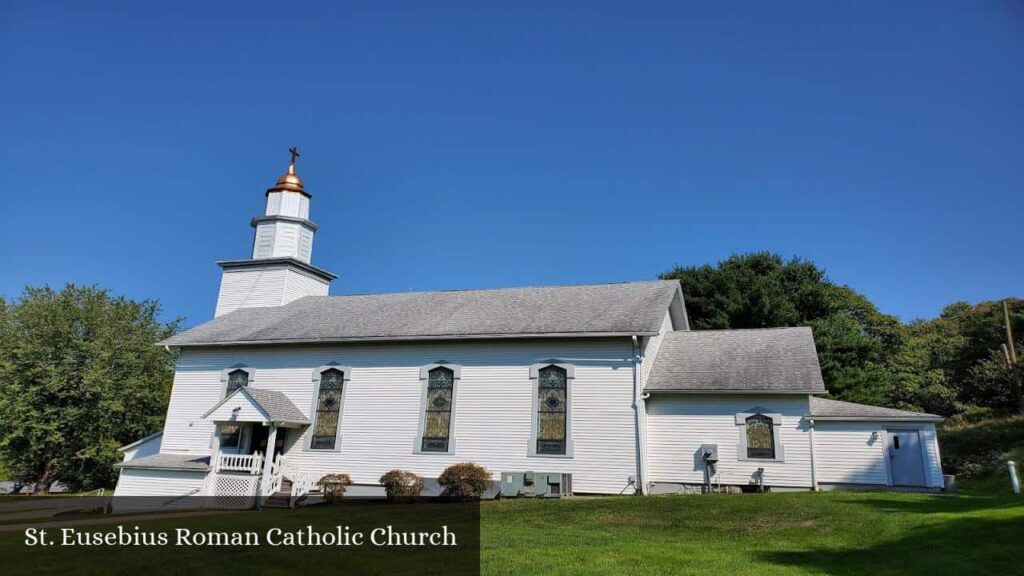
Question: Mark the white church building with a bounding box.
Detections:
[113,155,945,507]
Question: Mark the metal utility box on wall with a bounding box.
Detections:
[700,443,719,463]
[499,472,572,498]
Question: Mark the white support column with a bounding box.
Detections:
[210,424,222,473]
[260,425,279,496]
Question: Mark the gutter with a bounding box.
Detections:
[808,416,944,423]
[644,389,827,396]
[632,335,646,495]
[158,330,661,348]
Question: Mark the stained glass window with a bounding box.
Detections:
[226,369,248,393]
[536,366,567,455]
[746,414,775,459]
[421,367,454,452]
[311,368,344,450]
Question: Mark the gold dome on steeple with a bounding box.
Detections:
[266,147,310,197]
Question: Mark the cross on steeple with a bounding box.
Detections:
[288,147,300,167]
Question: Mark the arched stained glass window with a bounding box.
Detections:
[311,368,344,450]
[536,366,567,455]
[745,414,775,459]
[421,367,454,452]
[226,369,249,393]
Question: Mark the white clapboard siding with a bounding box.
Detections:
[916,425,944,488]
[252,222,277,259]
[815,422,943,488]
[298,227,314,261]
[205,392,268,422]
[813,422,888,486]
[646,394,813,488]
[121,434,162,462]
[161,338,639,494]
[264,191,309,219]
[112,469,206,508]
[214,267,328,317]
[265,192,282,216]
[640,311,673,387]
[271,221,301,258]
[282,268,329,303]
[214,267,288,317]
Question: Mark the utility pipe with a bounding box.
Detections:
[1009,461,1021,495]
[807,418,819,491]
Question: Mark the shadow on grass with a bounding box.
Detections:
[845,493,1024,516]
[760,514,1024,576]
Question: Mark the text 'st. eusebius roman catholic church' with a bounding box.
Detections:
[110,151,947,509]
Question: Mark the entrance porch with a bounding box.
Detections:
[201,387,313,508]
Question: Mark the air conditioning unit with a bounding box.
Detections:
[500,471,572,498]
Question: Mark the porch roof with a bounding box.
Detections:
[115,453,210,472]
[202,387,310,427]
[808,397,943,422]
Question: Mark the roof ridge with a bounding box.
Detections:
[667,326,812,334]
[304,279,677,300]
[810,396,943,419]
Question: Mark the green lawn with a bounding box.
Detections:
[482,491,1024,575]
[2,491,1023,575]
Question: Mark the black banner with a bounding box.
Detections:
[0,497,480,576]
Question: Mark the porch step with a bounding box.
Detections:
[264,491,291,509]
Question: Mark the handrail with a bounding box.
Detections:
[289,473,319,507]
[216,452,263,474]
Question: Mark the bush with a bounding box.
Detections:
[320,473,353,503]
[379,469,425,501]
[437,462,492,500]
[939,415,1024,477]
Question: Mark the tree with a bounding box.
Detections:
[661,254,1023,418]
[0,285,179,492]
[660,253,903,406]
[903,299,1024,417]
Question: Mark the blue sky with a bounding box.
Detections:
[1,2,1021,327]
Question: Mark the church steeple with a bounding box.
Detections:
[213,149,336,318]
[251,148,317,262]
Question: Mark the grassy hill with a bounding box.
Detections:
[940,415,1024,494]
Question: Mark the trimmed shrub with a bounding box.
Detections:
[438,462,492,500]
[379,469,425,501]
[320,473,353,503]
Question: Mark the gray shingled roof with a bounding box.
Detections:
[645,327,826,393]
[809,397,943,421]
[115,453,210,471]
[245,388,310,424]
[161,281,681,347]
[202,388,310,424]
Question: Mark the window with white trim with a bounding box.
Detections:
[735,408,786,462]
[414,362,461,454]
[536,366,568,455]
[310,368,344,450]
[421,367,455,452]
[529,362,574,457]
[745,414,775,459]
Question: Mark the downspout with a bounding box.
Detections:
[632,335,646,495]
[807,418,819,492]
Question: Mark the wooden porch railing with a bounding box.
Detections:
[215,452,263,474]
